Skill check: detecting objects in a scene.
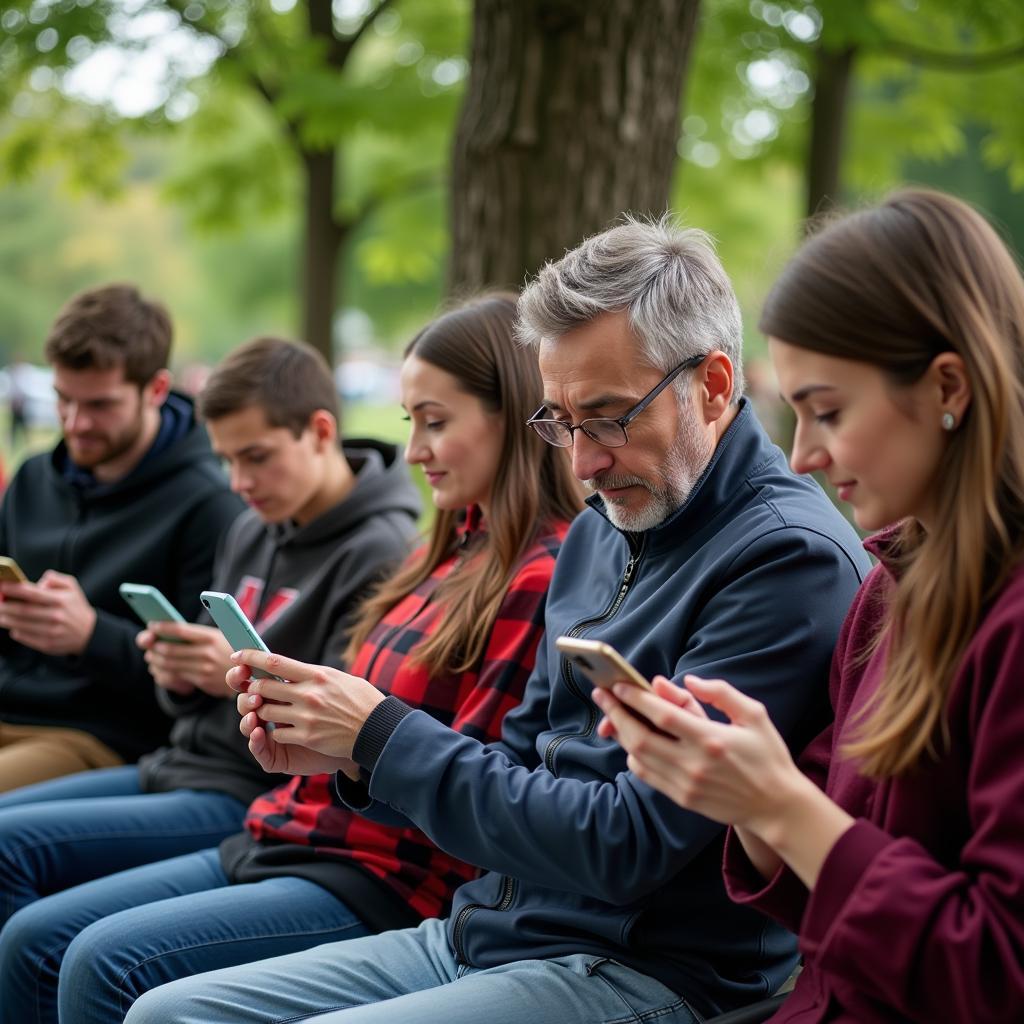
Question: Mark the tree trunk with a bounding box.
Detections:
[448,0,701,295]
[300,147,345,362]
[805,45,856,225]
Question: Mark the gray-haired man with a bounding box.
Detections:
[125,218,870,1024]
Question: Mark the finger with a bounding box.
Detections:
[683,675,766,726]
[225,664,253,693]
[610,681,708,742]
[240,709,261,739]
[38,569,72,587]
[136,629,156,650]
[10,627,59,649]
[593,688,667,753]
[229,648,310,681]
[651,676,709,719]
[237,692,264,717]
[244,675,296,704]
[246,724,277,772]
[0,583,58,605]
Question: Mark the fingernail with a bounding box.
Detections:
[248,694,259,706]
[230,651,242,660]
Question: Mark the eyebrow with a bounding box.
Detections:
[218,443,269,460]
[54,390,119,404]
[787,384,838,404]
[542,392,639,414]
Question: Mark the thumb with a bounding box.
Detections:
[683,675,762,725]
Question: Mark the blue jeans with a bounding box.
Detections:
[0,765,246,923]
[6,848,370,1024]
[124,917,700,1024]
[0,766,248,1022]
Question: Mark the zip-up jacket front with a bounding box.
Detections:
[0,393,243,761]
[138,439,421,805]
[342,402,871,1018]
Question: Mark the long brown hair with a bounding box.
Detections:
[760,189,1024,776]
[344,294,584,675]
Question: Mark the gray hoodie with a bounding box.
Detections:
[137,439,421,805]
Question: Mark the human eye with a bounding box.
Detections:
[813,410,839,426]
[426,420,446,432]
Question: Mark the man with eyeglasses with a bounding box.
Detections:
[131,218,870,1024]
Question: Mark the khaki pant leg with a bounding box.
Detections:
[0,722,123,792]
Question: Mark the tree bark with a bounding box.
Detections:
[448,0,701,295]
[300,147,345,362]
[805,45,856,225]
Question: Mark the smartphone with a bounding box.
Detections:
[119,583,186,642]
[200,591,285,682]
[0,556,29,584]
[555,637,652,691]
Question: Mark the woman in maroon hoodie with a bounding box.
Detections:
[594,188,1024,1024]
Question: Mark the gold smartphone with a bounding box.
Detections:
[555,637,652,691]
[0,556,29,584]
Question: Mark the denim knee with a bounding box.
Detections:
[0,901,66,1013]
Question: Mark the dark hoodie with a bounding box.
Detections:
[137,439,421,805]
[0,393,243,761]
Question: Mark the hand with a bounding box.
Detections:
[228,649,386,761]
[137,622,234,697]
[240,709,361,778]
[0,571,97,656]
[592,674,806,835]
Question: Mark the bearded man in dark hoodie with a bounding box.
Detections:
[0,337,421,949]
[0,283,242,791]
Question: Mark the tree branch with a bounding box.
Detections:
[339,166,441,233]
[332,0,399,69]
[878,38,1024,71]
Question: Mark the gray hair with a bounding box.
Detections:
[516,214,744,401]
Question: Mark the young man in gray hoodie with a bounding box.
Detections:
[0,337,420,934]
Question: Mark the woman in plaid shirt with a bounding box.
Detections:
[18,295,584,1024]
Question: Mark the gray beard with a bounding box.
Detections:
[584,401,714,532]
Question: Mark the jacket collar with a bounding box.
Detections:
[585,398,779,553]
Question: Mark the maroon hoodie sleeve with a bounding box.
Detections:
[721,569,872,930]
[795,600,1024,1023]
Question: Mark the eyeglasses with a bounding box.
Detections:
[526,352,707,449]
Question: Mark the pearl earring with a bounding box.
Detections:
[941,412,956,431]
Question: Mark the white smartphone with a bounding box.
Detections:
[555,637,652,691]
[200,591,285,682]
[119,583,187,642]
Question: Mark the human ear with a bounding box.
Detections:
[308,409,338,449]
[929,352,971,427]
[143,369,172,407]
[698,351,734,424]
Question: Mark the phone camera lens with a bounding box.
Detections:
[202,599,209,607]
[577,656,592,670]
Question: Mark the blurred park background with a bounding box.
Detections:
[1,0,1023,483]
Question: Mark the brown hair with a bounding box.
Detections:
[760,188,1024,776]
[199,337,339,436]
[344,294,584,675]
[44,283,172,386]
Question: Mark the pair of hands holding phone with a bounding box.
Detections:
[136,623,236,698]
[227,650,385,780]
[0,572,97,656]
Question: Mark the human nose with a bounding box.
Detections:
[404,427,429,465]
[789,421,830,476]
[570,429,615,481]
[229,463,253,495]
[61,402,90,433]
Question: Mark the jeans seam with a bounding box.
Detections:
[115,919,368,1017]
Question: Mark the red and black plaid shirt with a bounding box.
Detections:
[243,509,569,920]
